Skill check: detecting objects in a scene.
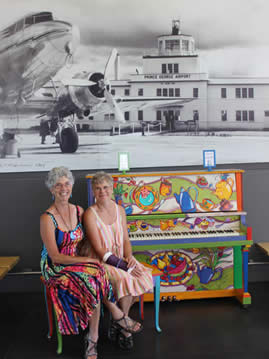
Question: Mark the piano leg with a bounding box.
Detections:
[154,275,162,333]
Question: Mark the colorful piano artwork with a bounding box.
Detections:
[86,170,252,306]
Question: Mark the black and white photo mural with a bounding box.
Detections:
[0,0,269,173]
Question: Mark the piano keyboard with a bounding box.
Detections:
[129,229,240,240]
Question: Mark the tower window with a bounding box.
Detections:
[156,88,162,96]
[174,64,179,73]
[163,88,168,97]
[162,64,166,74]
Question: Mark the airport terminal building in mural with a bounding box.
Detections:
[91,20,269,133]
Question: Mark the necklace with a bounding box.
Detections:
[54,204,72,232]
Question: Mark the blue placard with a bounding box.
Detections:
[203,150,216,171]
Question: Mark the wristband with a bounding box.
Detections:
[105,253,129,271]
[103,252,112,262]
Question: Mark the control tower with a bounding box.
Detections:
[142,19,200,74]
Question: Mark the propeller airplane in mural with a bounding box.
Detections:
[0,11,194,156]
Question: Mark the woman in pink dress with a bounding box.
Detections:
[84,172,153,350]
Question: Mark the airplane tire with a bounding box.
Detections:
[59,127,79,153]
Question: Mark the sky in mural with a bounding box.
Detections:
[1,0,269,79]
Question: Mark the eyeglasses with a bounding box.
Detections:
[94,185,112,192]
[54,182,72,189]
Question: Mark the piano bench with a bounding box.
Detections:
[256,242,269,256]
[40,276,63,355]
[139,263,162,333]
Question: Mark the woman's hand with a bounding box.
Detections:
[125,255,143,277]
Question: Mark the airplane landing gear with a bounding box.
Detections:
[59,126,78,153]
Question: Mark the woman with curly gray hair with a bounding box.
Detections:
[40,167,142,359]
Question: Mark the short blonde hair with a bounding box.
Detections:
[91,171,113,188]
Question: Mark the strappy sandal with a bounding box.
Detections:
[118,331,134,350]
[84,336,98,359]
[113,314,143,334]
[108,319,118,341]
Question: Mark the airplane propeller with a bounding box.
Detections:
[103,48,126,123]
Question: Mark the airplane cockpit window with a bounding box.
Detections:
[25,16,34,27]
[33,12,53,24]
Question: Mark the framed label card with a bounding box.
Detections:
[118,152,130,173]
[203,149,216,171]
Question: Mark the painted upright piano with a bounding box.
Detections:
[86,169,252,306]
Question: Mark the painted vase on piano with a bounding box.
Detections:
[196,264,223,284]
[174,186,198,212]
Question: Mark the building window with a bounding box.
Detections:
[156,88,162,96]
[248,88,254,98]
[111,89,115,95]
[221,110,227,121]
[182,39,189,51]
[193,88,199,98]
[242,88,248,98]
[264,111,269,117]
[235,87,254,98]
[175,88,180,97]
[221,88,227,98]
[235,88,241,98]
[242,110,248,121]
[138,111,143,121]
[138,88,143,96]
[165,39,180,50]
[169,88,174,97]
[168,63,173,73]
[156,111,162,121]
[163,88,168,97]
[249,110,254,121]
[236,110,241,121]
[124,89,130,96]
[174,64,179,73]
[162,64,166,73]
[124,112,130,121]
[236,110,255,122]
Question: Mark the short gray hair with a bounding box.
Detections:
[92,171,113,188]
[45,167,74,189]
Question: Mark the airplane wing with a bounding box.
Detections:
[91,97,195,116]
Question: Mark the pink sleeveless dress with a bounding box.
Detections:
[90,204,153,301]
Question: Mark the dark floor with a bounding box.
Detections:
[1,281,269,359]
